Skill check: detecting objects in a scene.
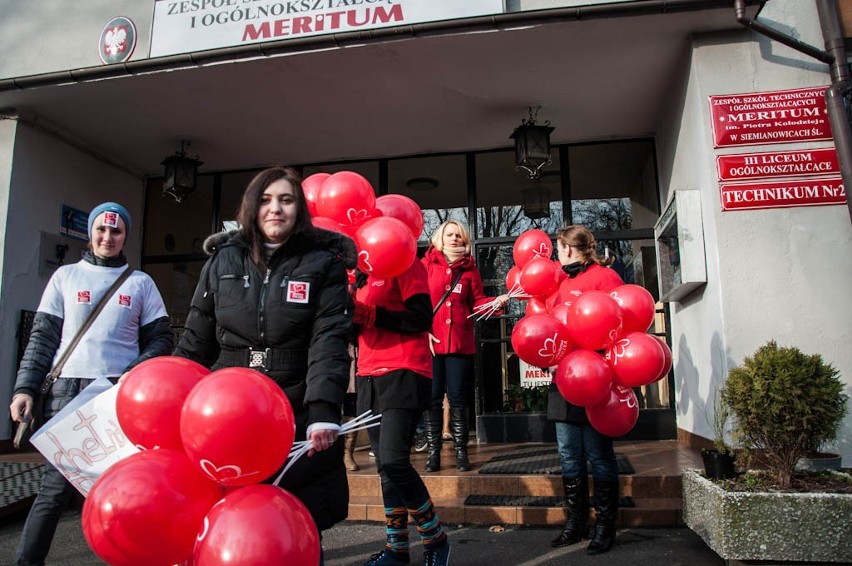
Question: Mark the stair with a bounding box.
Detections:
[346,440,698,527]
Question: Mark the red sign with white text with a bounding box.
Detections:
[720,177,846,211]
[709,86,832,148]
[716,148,839,182]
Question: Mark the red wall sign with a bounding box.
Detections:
[716,147,839,182]
[720,177,846,211]
[709,86,832,148]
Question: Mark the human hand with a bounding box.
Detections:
[307,424,340,456]
[9,393,33,423]
[429,333,441,356]
[497,294,510,308]
[353,300,376,327]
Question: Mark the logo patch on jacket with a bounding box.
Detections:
[77,291,91,304]
[118,294,132,308]
[286,281,310,304]
[452,282,463,294]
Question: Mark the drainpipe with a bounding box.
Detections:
[735,0,852,221]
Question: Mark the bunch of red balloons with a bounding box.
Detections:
[304,171,424,279]
[82,357,319,566]
[508,230,673,437]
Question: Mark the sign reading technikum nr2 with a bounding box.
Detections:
[719,177,846,211]
[149,0,505,58]
[709,86,832,148]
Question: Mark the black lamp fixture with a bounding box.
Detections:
[162,140,202,203]
[510,106,555,179]
[522,183,551,220]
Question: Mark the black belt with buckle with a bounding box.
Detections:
[248,348,270,370]
[218,346,307,372]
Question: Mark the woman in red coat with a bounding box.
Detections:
[421,220,508,472]
[548,224,624,556]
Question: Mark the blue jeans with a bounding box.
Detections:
[555,422,618,483]
[16,379,91,566]
[431,354,473,409]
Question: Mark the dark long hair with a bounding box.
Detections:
[236,166,313,268]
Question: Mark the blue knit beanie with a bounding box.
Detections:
[88,202,131,239]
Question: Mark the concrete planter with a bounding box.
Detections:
[682,468,852,563]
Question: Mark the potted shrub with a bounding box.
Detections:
[700,390,736,480]
[683,340,852,563]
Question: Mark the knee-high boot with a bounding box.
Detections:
[586,479,619,555]
[423,409,442,472]
[450,407,471,471]
[550,476,589,547]
[343,419,360,471]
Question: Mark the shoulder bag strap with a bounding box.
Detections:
[40,267,135,394]
[432,270,464,316]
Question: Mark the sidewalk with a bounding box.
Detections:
[0,505,724,566]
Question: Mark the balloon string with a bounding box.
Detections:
[273,411,382,487]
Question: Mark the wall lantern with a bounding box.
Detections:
[510,106,555,179]
[522,184,551,220]
[162,140,202,203]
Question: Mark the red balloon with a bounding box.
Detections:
[510,314,573,368]
[375,194,424,240]
[302,173,330,217]
[512,229,552,268]
[83,449,223,566]
[525,296,548,316]
[317,171,377,228]
[610,284,656,334]
[194,485,320,566]
[116,356,210,450]
[549,302,572,327]
[566,291,623,351]
[355,217,417,278]
[180,368,295,486]
[311,215,353,238]
[505,265,526,297]
[519,257,561,298]
[586,385,639,437]
[652,335,673,382]
[604,332,666,388]
[554,350,613,407]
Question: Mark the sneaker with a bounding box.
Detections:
[414,432,428,452]
[423,542,451,566]
[369,450,376,458]
[362,549,410,566]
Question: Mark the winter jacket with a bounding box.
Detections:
[173,227,356,530]
[547,262,624,425]
[422,246,493,355]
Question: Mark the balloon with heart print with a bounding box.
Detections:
[180,368,295,487]
[116,356,210,451]
[510,313,573,368]
[519,257,562,298]
[194,484,320,566]
[83,448,223,566]
[512,229,553,268]
[609,284,656,334]
[355,216,417,279]
[374,194,424,240]
[566,290,623,351]
[316,171,377,229]
[604,331,666,388]
[652,335,673,382]
[586,384,639,437]
[553,349,614,407]
[302,172,330,217]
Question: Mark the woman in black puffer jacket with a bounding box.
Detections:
[174,167,356,557]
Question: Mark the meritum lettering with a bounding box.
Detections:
[727,108,820,122]
[243,4,402,40]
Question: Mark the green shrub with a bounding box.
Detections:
[722,340,847,486]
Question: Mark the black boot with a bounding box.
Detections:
[550,476,589,547]
[450,407,471,471]
[586,479,619,555]
[423,409,442,472]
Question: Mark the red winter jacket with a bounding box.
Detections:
[422,246,493,355]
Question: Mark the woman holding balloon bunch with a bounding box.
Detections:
[422,220,509,472]
[547,224,624,556]
[9,202,174,566]
[174,167,357,562]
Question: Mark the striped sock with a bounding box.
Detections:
[409,498,447,549]
[384,505,410,558]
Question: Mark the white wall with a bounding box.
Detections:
[0,120,144,440]
[657,0,852,464]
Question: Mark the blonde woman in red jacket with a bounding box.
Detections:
[421,220,508,472]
